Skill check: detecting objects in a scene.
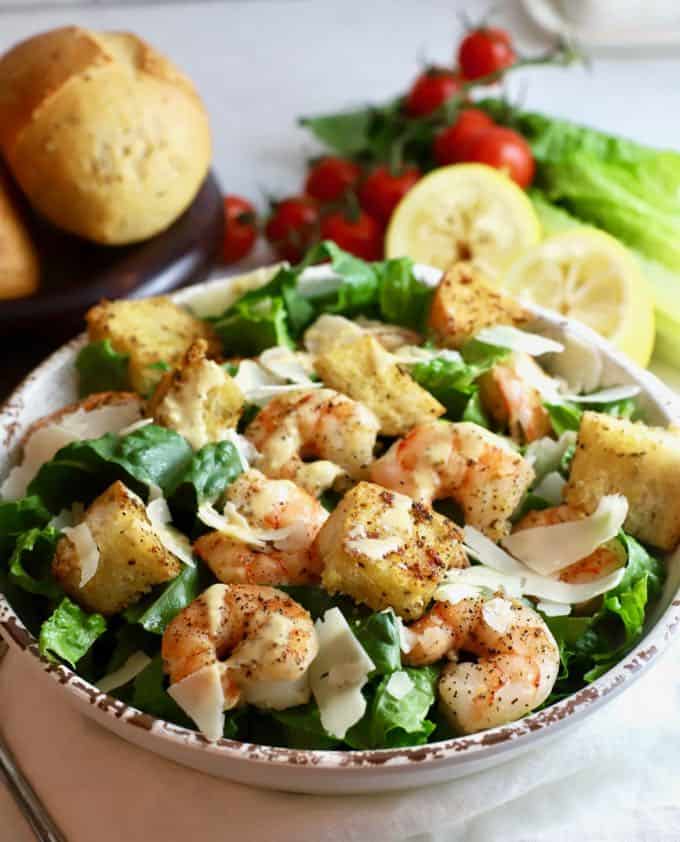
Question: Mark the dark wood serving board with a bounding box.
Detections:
[0,170,224,398]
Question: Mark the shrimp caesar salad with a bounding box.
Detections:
[0,242,671,748]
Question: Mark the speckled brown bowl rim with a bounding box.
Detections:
[2,272,680,775]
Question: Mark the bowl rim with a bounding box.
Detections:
[2,268,680,774]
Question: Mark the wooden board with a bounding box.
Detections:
[0,170,224,339]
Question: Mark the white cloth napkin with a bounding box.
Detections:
[1,639,679,842]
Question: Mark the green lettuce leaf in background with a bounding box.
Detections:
[7,526,62,598]
[75,340,131,397]
[0,496,51,558]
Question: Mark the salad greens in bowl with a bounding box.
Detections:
[1,244,679,793]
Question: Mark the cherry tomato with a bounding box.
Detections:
[458,28,516,82]
[305,157,361,202]
[265,196,320,262]
[406,69,463,117]
[358,165,421,224]
[320,210,383,261]
[466,126,535,188]
[222,196,258,263]
[433,108,495,165]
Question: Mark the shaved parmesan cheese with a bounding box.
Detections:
[233,359,321,406]
[241,673,311,710]
[118,417,153,436]
[433,582,483,604]
[482,597,515,633]
[463,526,526,575]
[1,399,141,501]
[167,663,226,742]
[562,384,640,403]
[524,431,577,481]
[97,652,152,693]
[259,347,315,384]
[310,608,375,739]
[62,521,100,587]
[303,314,364,355]
[146,495,195,567]
[49,502,84,531]
[197,501,297,549]
[393,346,463,365]
[502,495,628,576]
[537,600,572,617]
[221,429,259,472]
[385,671,414,700]
[474,325,564,356]
[547,329,603,394]
[443,561,625,605]
[532,471,566,506]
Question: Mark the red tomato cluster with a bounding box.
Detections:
[221,25,532,264]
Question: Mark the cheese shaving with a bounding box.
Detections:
[433,583,483,604]
[233,359,321,406]
[482,597,515,633]
[536,600,572,617]
[474,325,564,356]
[309,608,375,739]
[221,429,259,472]
[196,501,296,549]
[97,652,152,693]
[562,384,641,403]
[167,663,225,742]
[62,521,100,587]
[146,493,195,567]
[532,471,567,506]
[258,347,316,384]
[501,494,628,576]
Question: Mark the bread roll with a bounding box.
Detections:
[0,173,39,299]
[0,27,212,245]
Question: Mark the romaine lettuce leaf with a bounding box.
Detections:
[0,496,51,557]
[39,597,106,667]
[377,256,434,331]
[351,610,402,676]
[168,441,243,513]
[28,424,193,512]
[75,340,130,397]
[7,526,62,598]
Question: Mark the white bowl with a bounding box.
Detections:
[2,270,680,794]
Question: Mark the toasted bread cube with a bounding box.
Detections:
[52,480,181,615]
[314,335,445,436]
[86,296,219,395]
[565,411,680,551]
[147,339,244,449]
[318,481,467,620]
[428,261,528,349]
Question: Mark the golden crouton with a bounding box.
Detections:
[52,480,181,615]
[565,411,680,551]
[478,353,552,443]
[318,481,467,620]
[314,335,445,436]
[148,339,244,449]
[86,296,220,396]
[428,261,528,349]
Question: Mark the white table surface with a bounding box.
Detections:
[1,2,680,840]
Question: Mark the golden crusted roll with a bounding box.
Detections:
[0,173,39,299]
[0,27,211,244]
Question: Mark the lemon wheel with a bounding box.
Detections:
[385,163,541,281]
[504,229,656,367]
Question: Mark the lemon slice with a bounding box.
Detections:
[504,229,656,367]
[385,164,541,281]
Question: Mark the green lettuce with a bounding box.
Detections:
[39,597,106,667]
[7,526,62,598]
[408,340,508,420]
[168,441,243,515]
[122,563,214,635]
[75,340,130,397]
[0,496,51,557]
[28,424,194,512]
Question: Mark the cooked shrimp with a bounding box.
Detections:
[478,352,553,444]
[162,584,318,710]
[245,388,380,497]
[405,595,559,734]
[513,505,625,584]
[194,469,327,585]
[370,420,534,540]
